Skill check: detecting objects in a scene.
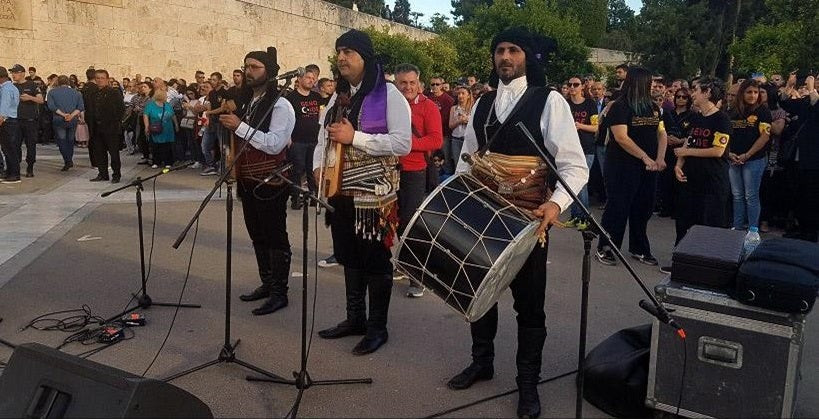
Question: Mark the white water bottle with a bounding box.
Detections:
[743,227,761,258]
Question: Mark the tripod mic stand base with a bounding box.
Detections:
[163,339,293,384]
[105,293,201,324]
[247,371,373,388]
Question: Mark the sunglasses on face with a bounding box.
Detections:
[568,83,582,87]
[430,83,442,86]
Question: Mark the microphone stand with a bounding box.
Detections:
[246,155,373,419]
[162,77,297,384]
[513,122,684,419]
[100,162,202,324]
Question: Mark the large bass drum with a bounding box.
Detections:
[395,173,540,322]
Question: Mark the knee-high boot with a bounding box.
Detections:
[252,249,290,315]
[318,267,367,338]
[515,327,547,418]
[447,306,496,389]
[240,244,274,302]
[352,271,392,355]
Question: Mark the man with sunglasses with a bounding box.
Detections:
[428,75,454,172]
[565,76,599,229]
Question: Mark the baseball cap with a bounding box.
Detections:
[9,64,25,73]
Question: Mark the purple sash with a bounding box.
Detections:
[358,65,389,135]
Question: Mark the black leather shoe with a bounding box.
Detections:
[111,176,121,184]
[252,295,288,315]
[240,285,271,302]
[318,319,366,339]
[447,362,494,390]
[352,331,388,355]
[516,382,541,418]
[90,175,109,182]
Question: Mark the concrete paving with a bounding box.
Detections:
[0,144,816,417]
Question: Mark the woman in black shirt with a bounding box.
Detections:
[673,77,732,244]
[596,67,667,266]
[727,79,772,230]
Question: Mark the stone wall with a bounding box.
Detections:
[0,0,433,81]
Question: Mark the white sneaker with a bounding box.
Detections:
[318,255,339,268]
[189,162,202,169]
[151,164,159,169]
[393,270,407,281]
[406,285,425,298]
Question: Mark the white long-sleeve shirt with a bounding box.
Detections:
[234,96,295,156]
[313,82,411,170]
[455,76,589,213]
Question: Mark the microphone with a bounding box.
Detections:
[639,299,686,339]
[276,67,305,80]
[261,163,293,184]
[461,153,474,165]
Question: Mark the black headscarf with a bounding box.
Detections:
[488,26,556,88]
[332,29,382,127]
[244,46,280,80]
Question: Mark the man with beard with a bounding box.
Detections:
[285,67,322,209]
[88,69,125,183]
[451,27,588,418]
[221,47,296,316]
[313,29,411,355]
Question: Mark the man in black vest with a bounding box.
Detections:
[451,27,589,418]
[220,47,296,316]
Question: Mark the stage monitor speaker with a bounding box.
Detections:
[0,343,212,418]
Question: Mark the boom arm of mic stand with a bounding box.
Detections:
[260,169,335,213]
[100,161,192,198]
[172,80,294,249]
[513,122,682,333]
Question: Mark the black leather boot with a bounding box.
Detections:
[447,306,497,389]
[240,245,273,302]
[515,327,547,419]
[352,272,392,355]
[253,250,291,315]
[319,267,367,338]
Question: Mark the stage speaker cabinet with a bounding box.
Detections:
[0,343,212,418]
[646,278,805,418]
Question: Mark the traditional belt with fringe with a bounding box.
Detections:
[469,151,552,211]
[340,146,401,246]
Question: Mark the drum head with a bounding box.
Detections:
[395,173,539,322]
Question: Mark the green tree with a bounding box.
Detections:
[392,0,412,25]
[450,0,526,26]
[607,0,636,31]
[554,0,607,46]
[427,13,452,34]
[730,0,819,76]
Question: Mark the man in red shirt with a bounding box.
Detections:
[394,63,443,297]
[427,75,454,172]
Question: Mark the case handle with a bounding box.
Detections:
[698,336,743,369]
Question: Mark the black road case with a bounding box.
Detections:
[646,279,805,418]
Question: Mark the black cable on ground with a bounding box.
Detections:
[424,369,578,418]
[140,218,199,377]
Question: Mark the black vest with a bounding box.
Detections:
[235,87,277,134]
[473,86,552,159]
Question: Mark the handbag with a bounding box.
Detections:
[149,105,165,135]
[180,116,195,129]
[75,121,89,144]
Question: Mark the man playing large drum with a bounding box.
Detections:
[450,27,588,418]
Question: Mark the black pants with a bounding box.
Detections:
[469,244,549,364]
[238,181,292,288]
[90,125,122,177]
[657,149,678,214]
[397,170,427,235]
[152,142,174,167]
[329,195,394,333]
[16,119,38,167]
[136,119,150,160]
[796,169,819,241]
[599,159,657,256]
[0,119,20,177]
[287,142,317,201]
[674,186,729,244]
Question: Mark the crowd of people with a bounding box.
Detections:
[3,27,818,419]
